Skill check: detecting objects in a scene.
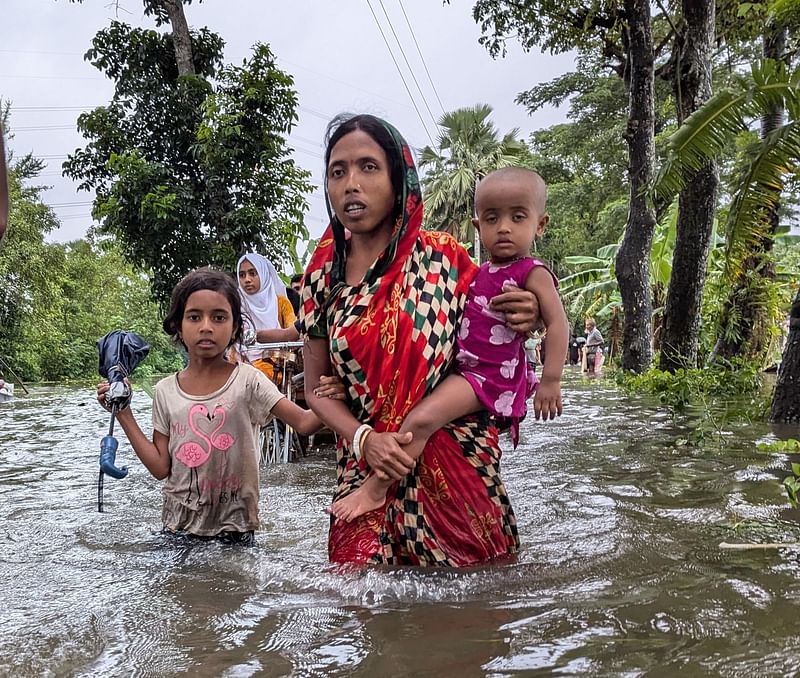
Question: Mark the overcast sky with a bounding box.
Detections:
[3,0,575,252]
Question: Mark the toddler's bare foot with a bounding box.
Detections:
[327,483,388,522]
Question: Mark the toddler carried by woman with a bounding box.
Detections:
[331,167,569,522]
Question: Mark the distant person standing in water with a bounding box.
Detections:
[583,317,604,373]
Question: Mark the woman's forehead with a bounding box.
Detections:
[329,130,386,162]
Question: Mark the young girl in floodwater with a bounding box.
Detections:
[331,167,569,522]
[96,268,328,544]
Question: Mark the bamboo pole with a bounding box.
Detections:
[0,356,29,394]
[719,541,800,551]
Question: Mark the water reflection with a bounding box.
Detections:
[3,374,800,675]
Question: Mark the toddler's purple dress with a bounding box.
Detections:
[456,257,555,446]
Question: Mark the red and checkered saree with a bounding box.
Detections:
[300,121,519,567]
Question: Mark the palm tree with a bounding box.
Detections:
[419,104,530,248]
[654,58,800,422]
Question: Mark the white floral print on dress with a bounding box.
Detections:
[500,357,518,379]
[494,390,515,416]
[459,316,471,341]
[489,323,517,346]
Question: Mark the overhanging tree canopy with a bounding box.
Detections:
[63,22,314,305]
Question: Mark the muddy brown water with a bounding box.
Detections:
[3,370,800,676]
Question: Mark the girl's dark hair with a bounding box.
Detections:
[162,268,244,348]
[324,114,404,220]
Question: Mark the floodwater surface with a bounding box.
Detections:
[3,371,800,676]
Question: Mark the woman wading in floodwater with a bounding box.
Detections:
[301,114,540,566]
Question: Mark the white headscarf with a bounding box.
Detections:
[237,252,284,331]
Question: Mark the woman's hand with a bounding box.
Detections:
[362,430,415,481]
[490,283,541,334]
[314,374,347,400]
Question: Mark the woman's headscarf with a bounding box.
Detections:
[237,252,284,330]
[301,116,422,337]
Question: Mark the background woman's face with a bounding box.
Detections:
[327,130,395,237]
[238,259,261,294]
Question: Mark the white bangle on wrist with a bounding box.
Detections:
[352,423,373,461]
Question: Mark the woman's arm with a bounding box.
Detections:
[303,337,414,480]
[256,325,299,344]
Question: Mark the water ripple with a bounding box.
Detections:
[3,376,800,675]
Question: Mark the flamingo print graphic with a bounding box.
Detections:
[209,405,235,451]
[176,404,236,500]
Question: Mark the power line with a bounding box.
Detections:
[12,125,76,132]
[11,106,101,112]
[48,201,93,208]
[0,74,103,81]
[0,48,417,112]
[364,0,435,146]
[397,0,446,116]
[376,0,439,130]
[0,48,82,56]
[54,214,95,221]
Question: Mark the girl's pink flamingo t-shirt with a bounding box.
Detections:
[152,363,284,536]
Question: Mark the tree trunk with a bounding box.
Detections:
[771,284,800,423]
[659,0,718,371]
[712,26,786,363]
[615,0,657,372]
[161,0,195,76]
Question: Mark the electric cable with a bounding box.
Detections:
[397,0,446,115]
[364,0,435,146]
[376,0,438,129]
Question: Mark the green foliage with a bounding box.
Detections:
[757,438,800,452]
[559,205,678,327]
[655,60,800,273]
[63,22,313,305]
[0,136,181,382]
[470,1,625,60]
[3,235,183,382]
[616,361,764,411]
[0,124,62,375]
[755,438,800,509]
[784,469,800,508]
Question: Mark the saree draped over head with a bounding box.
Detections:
[300,119,519,567]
